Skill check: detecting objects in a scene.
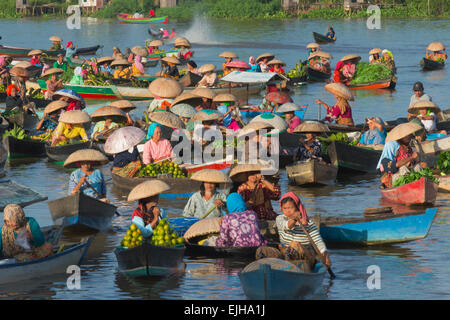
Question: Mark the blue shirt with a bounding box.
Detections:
[66,47,77,58]
[359,128,386,145]
[132,208,168,238]
[0,217,45,256]
[68,169,106,199]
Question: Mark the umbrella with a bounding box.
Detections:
[265,92,292,105]
[225,60,251,70]
[104,126,146,155]
[53,89,85,105]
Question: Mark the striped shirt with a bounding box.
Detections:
[276,215,327,253]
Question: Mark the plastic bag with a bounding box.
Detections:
[14,229,31,251]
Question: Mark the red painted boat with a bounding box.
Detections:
[348,77,396,90]
[380,177,438,205]
[183,156,233,174]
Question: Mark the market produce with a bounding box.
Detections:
[436,151,450,175]
[149,218,185,247]
[349,62,393,85]
[392,168,438,188]
[137,160,186,178]
[3,124,28,140]
[31,130,53,141]
[1,109,21,118]
[120,224,144,248]
[287,59,307,79]
[27,88,45,99]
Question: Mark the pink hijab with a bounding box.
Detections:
[134,55,145,74]
[280,192,309,225]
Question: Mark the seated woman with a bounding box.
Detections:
[35,100,67,134]
[316,83,355,126]
[0,204,53,262]
[382,49,396,73]
[29,50,43,67]
[326,26,335,39]
[131,55,146,77]
[97,58,114,76]
[334,55,360,85]
[219,52,237,76]
[90,106,127,140]
[183,170,228,219]
[0,57,11,86]
[51,111,90,146]
[162,57,180,79]
[44,69,64,100]
[332,61,345,83]
[49,37,62,51]
[197,64,218,88]
[267,59,286,75]
[277,103,302,133]
[112,47,122,60]
[217,104,240,132]
[216,193,267,248]
[4,84,24,114]
[358,117,386,147]
[143,123,174,165]
[66,149,108,200]
[112,59,131,79]
[187,60,201,76]
[248,56,260,72]
[294,132,323,163]
[369,48,382,64]
[408,101,446,134]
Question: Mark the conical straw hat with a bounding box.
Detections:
[190,169,231,184]
[128,180,171,202]
[198,64,216,74]
[369,48,382,55]
[213,93,237,103]
[44,100,69,114]
[308,51,332,60]
[90,106,127,122]
[171,92,202,107]
[218,51,238,59]
[386,123,424,142]
[109,100,136,111]
[306,43,320,49]
[14,61,33,69]
[256,53,275,63]
[10,66,29,78]
[174,37,191,48]
[340,54,361,63]
[267,59,286,67]
[324,83,354,101]
[161,56,180,65]
[97,56,115,64]
[59,110,90,124]
[192,87,216,100]
[111,59,130,67]
[191,110,221,122]
[293,121,329,133]
[170,103,196,118]
[104,126,146,154]
[277,102,301,113]
[427,42,445,52]
[148,77,183,98]
[131,46,148,57]
[148,40,163,47]
[408,101,440,113]
[49,36,62,42]
[229,161,276,182]
[237,121,275,138]
[64,149,108,168]
[42,68,64,77]
[184,217,221,240]
[149,111,184,129]
[28,49,43,56]
[250,113,288,132]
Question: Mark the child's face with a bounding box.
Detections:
[419,108,427,116]
[281,201,297,219]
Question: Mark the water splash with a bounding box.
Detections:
[180,16,218,45]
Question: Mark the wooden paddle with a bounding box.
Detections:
[298,221,335,279]
[201,205,217,219]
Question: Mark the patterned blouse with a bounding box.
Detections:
[182,191,227,219]
[237,182,281,221]
[296,139,322,161]
[68,169,106,199]
[216,210,267,248]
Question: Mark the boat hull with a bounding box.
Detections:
[418,136,450,155]
[286,160,338,186]
[312,32,336,44]
[327,140,382,173]
[348,78,396,90]
[380,177,438,205]
[45,141,92,162]
[438,175,450,193]
[2,135,46,158]
[185,241,259,258]
[307,67,331,81]
[0,45,100,59]
[116,13,168,24]
[420,57,445,71]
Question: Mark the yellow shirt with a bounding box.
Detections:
[131,64,144,77]
[54,122,88,140]
[113,68,131,79]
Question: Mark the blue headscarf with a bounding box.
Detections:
[226,193,247,214]
[217,104,232,127]
[146,122,161,140]
[376,140,400,170]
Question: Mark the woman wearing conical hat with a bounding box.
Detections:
[316,83,355,126]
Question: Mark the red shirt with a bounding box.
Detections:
[149,9,155,17]
[269,67,285,75]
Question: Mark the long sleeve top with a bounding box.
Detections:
[182,191,227,219]
[68,168,106,199]
[131,208,168,238]
[142,139,173,165]
[0,217,45,256]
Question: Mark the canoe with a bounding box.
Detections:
[47,192,117,231]
[348,77,396,90]
[420,57,445,71]
[116,13,168,24]
[417,136,450,155]
[0,237,92,284]
[307,67,331,81]
[185,239,260,258]
[286,160,338,186]
[239,260,326,300]
[438,175,450,193]
[0,45,101,59]
[111,171,202,199]
[2,135,46,158]
[380,177,438,205]
[327,140,382,173]
[320,208,437,246]
[45,141,92,162]
[3,112,39,131]
[312,32,336,44]
[0,179,47,210]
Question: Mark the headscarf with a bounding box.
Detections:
[249,56,256,66]
[217,104,232,127]
[66,41,73,48]
[335,61,344,71]
[6,84,19,96]
[382,49,393,60]
[146,122,161,140]
[2,204,29,258]
[280,192,309,225]
[134,55,145,74]
[363,117,385,145]
[376,140,400,170]
[226,193,247,214]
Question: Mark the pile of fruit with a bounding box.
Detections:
[1,109,21,118]
[149,218,185,247]
[350,62,393,85]
[120,224,144,248]
[3,124,28,140]
[392,168,438,188]
[0,84,5,93]
[212,137,245,149]
[287,60,307,79]
[27,88,44,99]
[84,73,111,86]
[137,160,186,178]
[436,151,450,175]
[31,130,53,142]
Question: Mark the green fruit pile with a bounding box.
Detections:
[137,160,186,178]
[120,224,144,248]
[150,218,185,247]
[350,62,393,85]
[3,124,28,140]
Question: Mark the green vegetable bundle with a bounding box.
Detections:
[436,151,450,175]
[287,59,307,79]
[1,109,21,118]
[3,124,28,140]
[349,62,393,85]
[392,168,438,188]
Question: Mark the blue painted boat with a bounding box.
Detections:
[319,208,437,246]
[239,258,326,300]
[168,217,199,237]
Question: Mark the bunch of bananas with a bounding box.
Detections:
[3,124,27,140]
[31,130,53,141]
[84,73,110,86]
[287,59,307,78]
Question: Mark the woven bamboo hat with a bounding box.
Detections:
[109,100,136,111]
[386,123,424,142]
[229,161,275,182]
[14,61,33,69]
[340,54,361,63]
[256,53,275,63]
[192,87,216,100]
[59,110,90,124]
[161,56,180,65]
[44,100,69,114]
[170,103,196,118]
[104,126,146,154]
[324,83,354,101]
[198,64,216,74]
[91,106,127,122]
[128,180,171,202]
[277,102,301,113]
[97,56,115,64]
[174,37,191,48]
[191,110,221,122]
[49,36,62,42]
[427,42,445,52]
[132,46,148,57]
[213,93,237,103]
[149,111,184,129]
[306,43,320,49]
[250,113,288,132]
[64,149,109,168]
[184,217,221,240]
[237,121,275,138]
[148,40,163,47]
[171,92,202,107]
[267,59,286,67]
[369,48,382,55]
[42,68,64,77]
[148,77,183,98]
[10,66,29,78]
[218,51,238,59]
[408,101,441,113]
[190,169,231,184]
[28,49,43,56]
[293,121,330,133]
[111,59,130,68]
[308,51,332,60]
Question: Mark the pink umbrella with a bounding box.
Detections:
[104,126,146,155]
[225,60,251,70]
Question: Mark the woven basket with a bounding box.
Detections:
[128,180,171,202]
[184,217,221,240]
[386,123,424,142]
[59,110,90,124]
[64,149,109,168]
[190,169,231,184]
[44,101,69,114]
[149,111,184,129]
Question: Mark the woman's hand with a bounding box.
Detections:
[214,199,225,208]
[315,99,323,105]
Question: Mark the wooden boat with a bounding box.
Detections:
[184,83,263,97]
[320,208,437,246]
[0,45,101,59]
[182,155,234,174]
[45,141,92,162]
[0,237,92,284]
[380,177,438,205]
[286,160,338,186]
[327,140,382,173]
[47,192,117,231]
[4,112,39,131]
[420,57,445,70]
[2,135,46,158]
[307,66,331,82]
[417,136,450,155]
[348,77,396,90]
[438,175,450,193]
[312,32,336,44]
[0,179,47,210]
[185,240,260,258]
[116,13,168,24]
[111,171,201,199]
[239,260,326,300]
